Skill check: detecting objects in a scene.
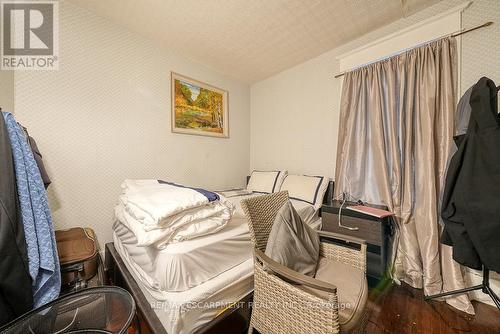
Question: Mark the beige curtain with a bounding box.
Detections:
[335,37,475,314]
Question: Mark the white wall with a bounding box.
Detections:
[13,1,250,248]
[250,55,339,178]
[250,0,500,179]
[0,70,14,112]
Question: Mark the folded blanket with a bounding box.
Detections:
[117,179,234,247]
[120,180,226,227]
[115,203,229,248]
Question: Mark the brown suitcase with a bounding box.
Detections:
[55,227,99,288]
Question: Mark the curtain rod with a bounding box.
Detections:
[334,21,494,79]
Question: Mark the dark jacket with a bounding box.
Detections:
[441,77,500,272]
[19,126,51,189]
[0,113,34,325]
[28,135,51,189]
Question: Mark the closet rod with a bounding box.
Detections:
[333,21,494,79]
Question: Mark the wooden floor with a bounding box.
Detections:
[125,279,500,334]
[364,282,500,334]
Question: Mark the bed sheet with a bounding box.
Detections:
[114,234,254,334]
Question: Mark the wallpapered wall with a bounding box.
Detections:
[13,1,251,248]
[250,0,500,305]
[0,70,14,112]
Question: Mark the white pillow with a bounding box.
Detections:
[247,170,287,194]
[280,174,330,209]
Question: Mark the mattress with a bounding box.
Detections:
[114,233,254,334]
[113,217,252,292]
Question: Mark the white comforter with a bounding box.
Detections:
[117,180,234,248]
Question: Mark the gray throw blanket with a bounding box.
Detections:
[265,201,320,277]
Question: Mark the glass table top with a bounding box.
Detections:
[0,287,135,334]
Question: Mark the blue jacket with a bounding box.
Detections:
[2,112,60,307]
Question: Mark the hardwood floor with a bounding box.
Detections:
[365,282,500,334]
[123,275,500,333]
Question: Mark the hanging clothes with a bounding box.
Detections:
[19,125,52,189]
[454,86,473,137]
[441,77,500,272]
[0,112,33,325]
[28,136,52,189]
[2,112,60,307]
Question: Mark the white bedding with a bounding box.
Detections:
[113,217,251,292]
[115,204,229,248]
[117,180,234,247]
[112,191,320,292]
[121,188,232,231]
[114,233,254,334]
[121,180,231,228]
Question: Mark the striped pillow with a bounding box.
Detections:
[280,174,329,209]
[247,170,287,194]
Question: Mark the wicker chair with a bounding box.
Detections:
[241,191,368,334]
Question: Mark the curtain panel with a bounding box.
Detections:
[334,37,474,314]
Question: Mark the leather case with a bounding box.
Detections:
[55,227,99,286]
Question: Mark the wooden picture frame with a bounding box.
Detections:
[171,72,229,138]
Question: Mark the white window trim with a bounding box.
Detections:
[336,1,471,96]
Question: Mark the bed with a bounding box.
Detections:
[106,178,334,333]
[105,243,253,334]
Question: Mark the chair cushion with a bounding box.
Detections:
[299,257,368,333]
[265,201,320,277]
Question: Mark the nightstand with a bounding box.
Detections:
[321,200,395,287]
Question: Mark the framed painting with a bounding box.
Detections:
[171,72,229,138]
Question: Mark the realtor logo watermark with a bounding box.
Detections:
[1,1,58,70]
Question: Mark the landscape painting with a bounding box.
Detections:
[171,72,228,138]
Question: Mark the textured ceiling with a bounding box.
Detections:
[69,0,441,83]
